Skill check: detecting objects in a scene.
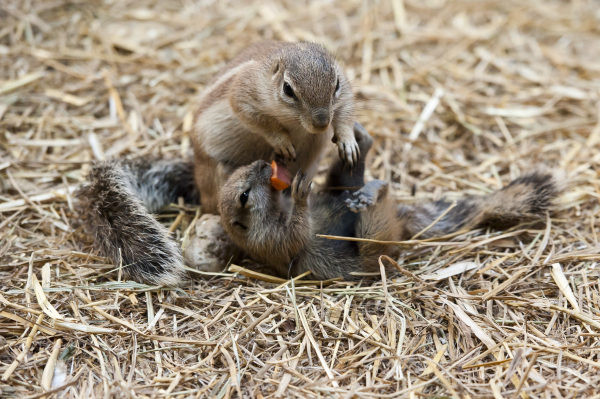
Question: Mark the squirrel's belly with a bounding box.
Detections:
[197,100,332,176]
[197,100,272,166]
[289,127,332,178]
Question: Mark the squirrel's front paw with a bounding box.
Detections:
[334,133,360,168]
[292,171,312,204]
[272,136,296,162]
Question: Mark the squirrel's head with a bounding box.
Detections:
[218,160,277,238]
[270,43,353,134]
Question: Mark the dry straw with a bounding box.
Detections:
[1,0,600,397]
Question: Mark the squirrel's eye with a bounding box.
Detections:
[335,78,340,93]
[283,82,296,99]
[240,189,250,207]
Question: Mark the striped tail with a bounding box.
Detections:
[76,158,198,285]
[399,172,560,239]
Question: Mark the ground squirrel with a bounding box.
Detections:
[77,41,359,284]
[218,125,560,280]
[193,41,359,213]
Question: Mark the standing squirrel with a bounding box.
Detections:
[218,125,561,280]
[77,41,359,284]
[193,41,358,213]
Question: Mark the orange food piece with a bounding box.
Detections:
[270,160,291,191]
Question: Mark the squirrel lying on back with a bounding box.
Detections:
[218,125,560,280]
[77,41,359,284]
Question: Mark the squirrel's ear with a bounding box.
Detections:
[272,60,281,76]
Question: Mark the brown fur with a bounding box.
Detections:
[218,126,561,280]
[193,41,358,213]
[76,159,198,285]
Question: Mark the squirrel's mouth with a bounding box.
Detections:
[306,124,330,135]
[299,118,327,135]
[233,221,247,230]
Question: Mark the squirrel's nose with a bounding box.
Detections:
[311,109,330,129]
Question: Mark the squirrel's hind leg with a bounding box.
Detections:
[324,122,373,193]
[353,181,401,268]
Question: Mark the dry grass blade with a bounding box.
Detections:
[550,262,580,312]
[0,71,44,95]
[443,299,495,350]
[297,306,339,388]
[2,314,44,381]
[421,261,478,281]
[31,274,63,320]
[40,338,62,391]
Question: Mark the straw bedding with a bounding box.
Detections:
[1,0,599,397]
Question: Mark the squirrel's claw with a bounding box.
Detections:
[337,140,360,168]
[273,137,297,162]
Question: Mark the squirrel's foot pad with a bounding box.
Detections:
[345,180,388,213]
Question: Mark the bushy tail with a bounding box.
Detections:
[76,158,198,285]
[399,172,561,239]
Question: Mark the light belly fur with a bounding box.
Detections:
[198,99,332,177]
